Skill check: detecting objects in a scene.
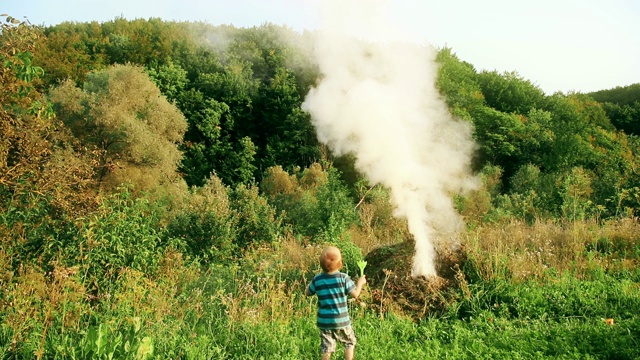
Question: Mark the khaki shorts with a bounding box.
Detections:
[320,326,357,353]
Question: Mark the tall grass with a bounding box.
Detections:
[463,218,640,281]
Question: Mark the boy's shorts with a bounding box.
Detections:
[320,325,357,353]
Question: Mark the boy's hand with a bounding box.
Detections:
[350,275,367,299]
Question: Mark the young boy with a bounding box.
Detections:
[306,246,367,360]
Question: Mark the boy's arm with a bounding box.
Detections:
[348,275,367,299]
[305,280,315,296]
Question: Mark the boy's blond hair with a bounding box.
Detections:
[320,246,343,273]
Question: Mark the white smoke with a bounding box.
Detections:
[302,0,478,277]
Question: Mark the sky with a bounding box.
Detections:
[3,0,639,94]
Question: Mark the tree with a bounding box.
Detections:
[177,87,257,187]
[476,70,545,115]
[533,94,637,217]
[435,47,484,120]
[589,83,640,106]
[34,21,108,88]
[0,16,49,187]
[101,18,192,66]
[49,64,187,194]
[255,66,320,172]
[1,16,97,273]
[600,102,640,136]
[178,89,229,186]
[518,108,555,168]
[146,61,189,103]
[0,16,95,212]
[541,94,614,172]
[194,61,257,129]
[471,105,526,180]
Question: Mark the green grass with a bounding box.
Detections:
[4,270,636,360]
[174,312,639,360]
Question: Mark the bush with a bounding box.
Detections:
[261,164,357,242]
[230,183,282,250]
[166,177,237,262]
[75,188,166,291]
[0,190,76,271]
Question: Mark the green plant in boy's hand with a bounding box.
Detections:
[357,260,367,277]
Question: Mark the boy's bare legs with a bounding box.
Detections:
[320,347,354,359]
[345,346,355,360]
[321,349,354,360]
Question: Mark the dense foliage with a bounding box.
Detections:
[1,15,639,358]
[588,84,640,136]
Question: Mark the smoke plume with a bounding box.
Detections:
[302,0,478,277]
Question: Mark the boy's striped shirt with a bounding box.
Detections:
[307,272,356,329]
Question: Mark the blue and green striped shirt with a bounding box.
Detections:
[307,272,356,329]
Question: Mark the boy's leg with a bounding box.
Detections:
[337,326,357,360]
[320,330,337,360]
[345,346,355,360]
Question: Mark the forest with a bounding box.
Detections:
[1,14,640,359]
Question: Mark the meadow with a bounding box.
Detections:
[3,211,639,359]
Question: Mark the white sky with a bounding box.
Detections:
[3,0,639,94]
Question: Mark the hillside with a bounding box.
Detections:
[1,15,639,358]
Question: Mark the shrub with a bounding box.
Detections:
[230,183,282,250]
[262,164,357,242]
[75,188,166,291]
[166,176,237,262]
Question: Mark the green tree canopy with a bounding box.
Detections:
[476,70,546,115]
[435,47,484,120]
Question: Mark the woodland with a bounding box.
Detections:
[1,15,640,359]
